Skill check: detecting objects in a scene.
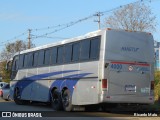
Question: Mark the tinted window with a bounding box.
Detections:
[4,84,10,89]
[38,50,44,66]
[51,47,57,64]
[72,42,80,62]
[44,49,50,65]
[19,54,24,69]
[24,54,28,68]
[64,44,72,63]
[57,46,64,64]
[80,40,90,60]
[28,53,33,67]
[33,52,38,67]
[90,38,100,59]
[12,56,19,70]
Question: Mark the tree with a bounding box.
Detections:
[104,2,156,32]
[0,61,10,83]
[0,40,35,82]
[0,40,35,61]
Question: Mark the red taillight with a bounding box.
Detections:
[0,90,3,97]
[102,79,108,89]
[151,81,154,90]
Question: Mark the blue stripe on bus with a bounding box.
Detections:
[23,70,79,80]
[50,73,92,95]
[12,70,92,101]
[12,70,79,97]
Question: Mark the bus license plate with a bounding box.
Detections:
[125,85,136,92]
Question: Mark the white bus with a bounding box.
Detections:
[7,28,154,111]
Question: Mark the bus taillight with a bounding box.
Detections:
[102,79,108,89]
[151,81,154,90]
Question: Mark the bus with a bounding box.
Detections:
[7,28,154,111]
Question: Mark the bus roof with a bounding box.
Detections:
[14,29,102,56]
[13,28,152,56]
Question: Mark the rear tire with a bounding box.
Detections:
[62,89,73,111]
[51,89,63,111]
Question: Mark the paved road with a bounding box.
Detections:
[0,98,159,120]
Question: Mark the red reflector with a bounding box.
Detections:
[107,28,112,30]
[102,79,107,89]
[106,96,110,98]
[151,81,154,90]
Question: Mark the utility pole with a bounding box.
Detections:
[94,12,103,30]
[28,29,32,49]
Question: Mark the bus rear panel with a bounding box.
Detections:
[100,29,154,105]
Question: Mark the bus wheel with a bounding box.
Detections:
[62,89,73,111]
[51,89,62,111]
[14,88,27,105]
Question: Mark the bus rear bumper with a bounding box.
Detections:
[100,94,154,104]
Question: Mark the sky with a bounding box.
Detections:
[0,0,160,51]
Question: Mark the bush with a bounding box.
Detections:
[2,79,10,83]
[154,71,160,101]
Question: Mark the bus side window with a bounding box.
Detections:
[57,46,64,64]
[72,42,80,62]
[90,37,100,59]
[50,47,57,64]
[64,44,72,63]
[44,49,50,65]
[80,39,90,61]
[38,50,45,66]
[24,54,28,68]
[19,54,24,69]
[28,53,34,67]
[33,52,38,67]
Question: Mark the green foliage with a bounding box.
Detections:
[2,79,10,83]
[0,61,11,83]
[154,71,160,101]
[155,71,160,86]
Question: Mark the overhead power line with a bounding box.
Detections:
[0,0,154,48]
[0,31,28,46]
[33,0,151,39]
[32,14,94,39]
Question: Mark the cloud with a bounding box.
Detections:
[0,12,49,22]
[0,12,20,20]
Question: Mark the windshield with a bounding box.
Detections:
[12,56,19,71]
